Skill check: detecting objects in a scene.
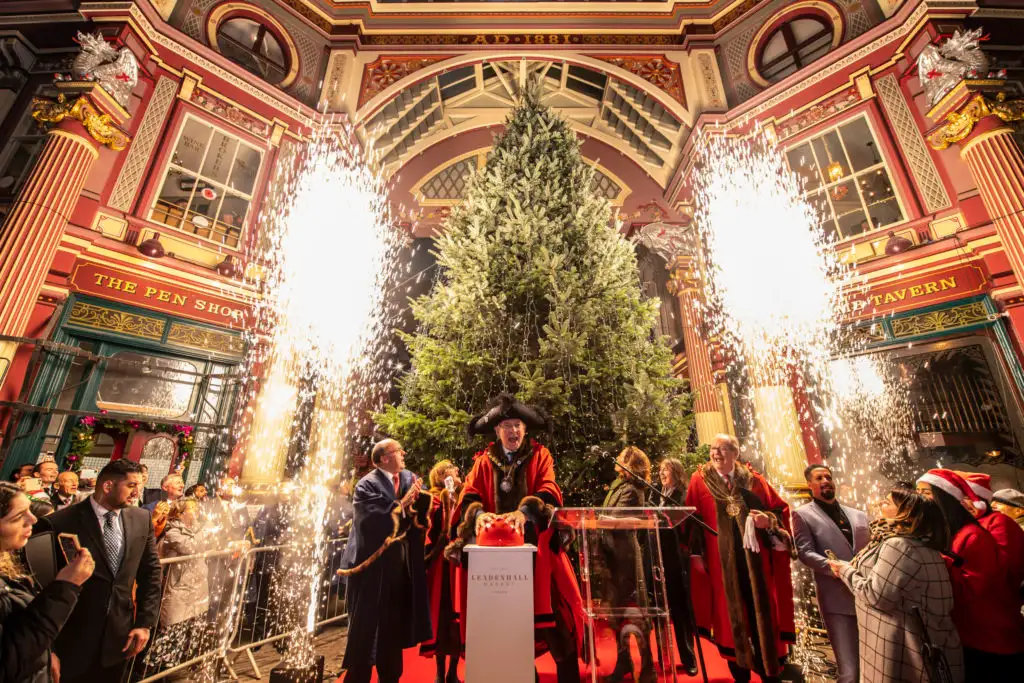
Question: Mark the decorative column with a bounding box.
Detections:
[0,83,130,386]
[667,256,731,445]
[748,356,812,489]
[928,84,1024,281]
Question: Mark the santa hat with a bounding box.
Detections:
[954,471,993,502]
[918,469,987,511]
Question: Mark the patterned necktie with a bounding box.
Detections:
[102,510,123,573]
[393,473,400,496]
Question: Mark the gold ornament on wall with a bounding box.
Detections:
[928,92,1024,151]
[32,94,131,151]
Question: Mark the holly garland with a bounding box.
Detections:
[65,412,195,474]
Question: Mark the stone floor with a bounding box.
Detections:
[223,625,348,682]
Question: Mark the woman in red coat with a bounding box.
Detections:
[958,471,1024,599]
[420,460,463,683]
[917,469,1024,680]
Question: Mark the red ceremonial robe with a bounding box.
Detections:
[685,463,795,676]
[421,491,460,658]
[450,440,586,654]
[946,523,1024,654]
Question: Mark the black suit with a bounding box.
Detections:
[141,489,162,507]
[659,486,698,670]
[37,499,162,683]
[342,469,431,683]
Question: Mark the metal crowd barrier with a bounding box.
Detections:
[124,536,349,682]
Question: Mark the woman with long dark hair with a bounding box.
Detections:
[917,469,1024,679]
[0,481,94,683]
[829,482,961,682]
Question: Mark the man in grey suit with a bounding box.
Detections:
[793,464,869,683]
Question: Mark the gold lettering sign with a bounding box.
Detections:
[865,276,957,308]
[70,262,248,328]
[849,265,987,318]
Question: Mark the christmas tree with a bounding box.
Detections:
[377,84,691,503]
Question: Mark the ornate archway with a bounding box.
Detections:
[357,56,693,188]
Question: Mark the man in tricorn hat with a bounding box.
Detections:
[446,393,585,683]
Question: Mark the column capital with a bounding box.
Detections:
[665,255,701,295]
[31,83,132,152]
[927,86,1024,151]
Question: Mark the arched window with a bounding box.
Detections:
[215,17,288,85]
[757,16,834,83]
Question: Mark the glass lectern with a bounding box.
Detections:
[554,507,695,683]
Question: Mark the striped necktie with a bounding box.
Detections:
[102,510,123,573]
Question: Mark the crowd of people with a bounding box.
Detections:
[3,394,1024,683]
[341,393,1024,683]
[1,459,254,683]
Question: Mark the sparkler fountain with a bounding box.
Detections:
[691,129,912,493]
[235,122,403,680]
[693,130,852,485]
[691,129,914,676]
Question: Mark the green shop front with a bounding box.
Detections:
[0,263,247,490]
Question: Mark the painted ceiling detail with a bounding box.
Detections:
[415,150,627,205]
[358,55,455,108]
[360,59,690,186]
[594,55,686,106]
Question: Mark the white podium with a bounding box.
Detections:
[464,544,537,683]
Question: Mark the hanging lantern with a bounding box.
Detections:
[826,159,848,200]
[827,160,845,184]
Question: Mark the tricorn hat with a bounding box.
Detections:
[467,392,549,437]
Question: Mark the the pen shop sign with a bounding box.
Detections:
[850,265,987,318]
[69,262,248,327]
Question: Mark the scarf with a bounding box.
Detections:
[850,517,914,568]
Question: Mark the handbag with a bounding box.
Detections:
[910,605,954,683]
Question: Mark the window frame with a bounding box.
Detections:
[147,113,266,250]
[215,17,289,86]
[757,17,834,83]
[746,2,844,89]
[783,112,910,244]
[206,4,299,89]
[0,84,57,200]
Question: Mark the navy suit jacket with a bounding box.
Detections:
[341,468,431,669]
[343,468,418,567]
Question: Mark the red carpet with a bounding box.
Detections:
[339,634,772,682]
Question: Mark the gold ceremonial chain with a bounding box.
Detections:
[488,448,531,493]
[702,464,746,520]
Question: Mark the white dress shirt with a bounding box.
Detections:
[89,496,125,545]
